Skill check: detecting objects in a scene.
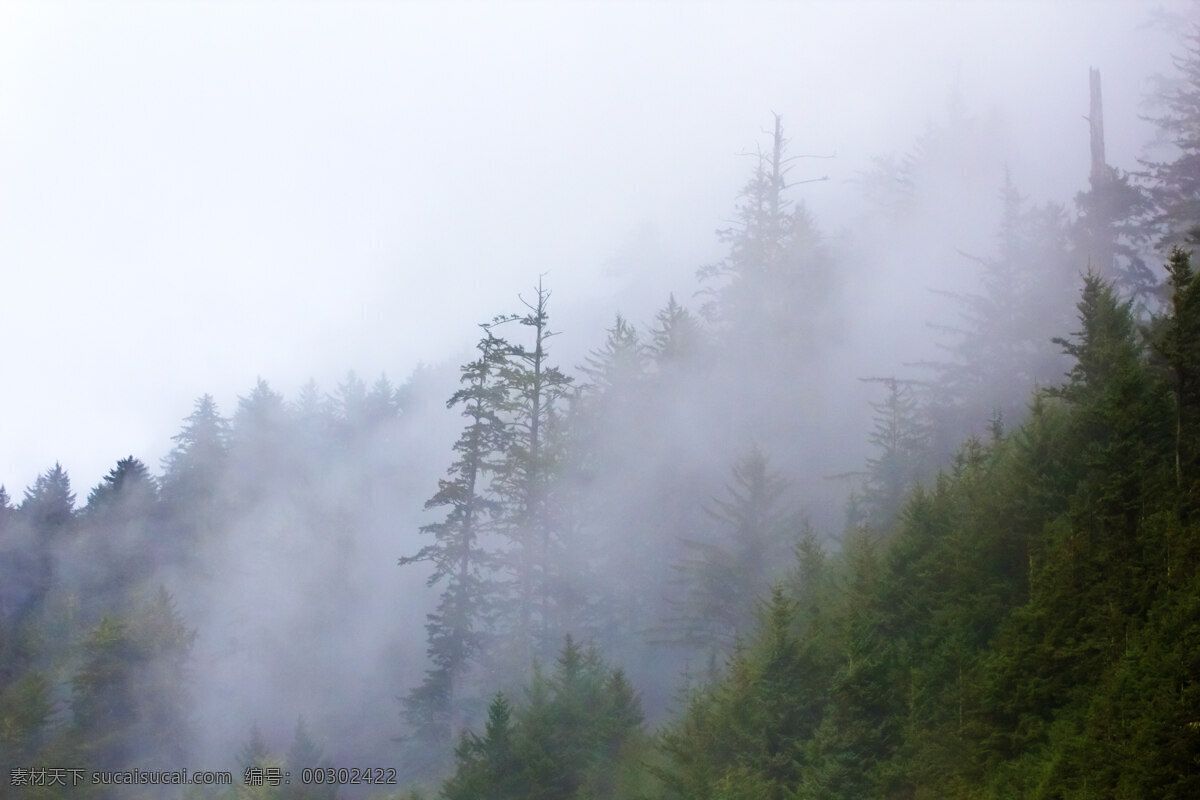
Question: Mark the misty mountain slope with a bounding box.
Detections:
[4,6,1200,798]
[428,257,1200,800]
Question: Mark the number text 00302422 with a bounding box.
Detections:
[300,766,399,786]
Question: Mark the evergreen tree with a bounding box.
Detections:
[859,88,1003,224]
[922,177,1076,449]
[648,294,704,372]
[567,315,657,660]
[366,374,403,427]
[1071,68,1156,303]
[0,667,50,767]
[333,371,368,438]
[442,693,519,800]
[860,377,927,530]
[286,717,336,800]
[237,724,271,772]
[1141,21,1200,249]
[697,114,832,344]
[14,463,75,629]
[401,330,509,769]
[1074,162,1155,301]
[440,637,643,800]
[488,279,575,665]
[668,447,792,653]
[84,457,157,522]
[578,314,647,403]
[161,395,229,544]
[1153,247,1200,505]
[69,588,195,771]
[230,379,290,490]
[21,462,76,532]
[80,457,160,615]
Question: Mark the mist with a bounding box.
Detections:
[1,1,1193,797]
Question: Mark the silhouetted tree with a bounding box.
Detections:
[489,279,575,665]
[668,447,792,653]
[161,395,229,539]
[1141,22,1200,249]
[401,330,509,770]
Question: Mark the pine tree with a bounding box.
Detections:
[1141,22,1200,248]
[860,377,927,530]
[80,457,160,615]
[922,177,1076,448]
[161,395,229,545]
[1073,68,1156,303]
[578,314,647,402]
[441,637,643,800]
[365,374,402,427]
[1153,247,1200,506]
[286,717,336,800]
[21,462,76,532]
[230,379,290,498]
[15,463,75,628]
[648,294,704,371]
[488,279,575,665]
[70,589,194,772]
[697,114,831,343]
[237,724,271,772]
[400,330,509,769]
[442,693,519,800]
[84,457,157,522]
[334,371,368,435]
[668,447,792,653]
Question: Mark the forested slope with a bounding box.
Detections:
[3,18,1200,800]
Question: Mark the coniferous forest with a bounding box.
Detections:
[3,6,1200,800]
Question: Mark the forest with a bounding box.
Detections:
[3,6,1200,800]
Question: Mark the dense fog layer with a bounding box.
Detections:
[1,1,1195,797]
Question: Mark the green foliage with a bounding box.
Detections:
[861,377,928,530]
[401,330,510,771]
[440,637,644,800]
[657,269,1200,799]
[486,280,577,666]
[69,587,195,771]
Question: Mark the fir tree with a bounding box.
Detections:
[161,394,229,541]
[578,314,647,402]
[69,588,194,771]
[81,457,160,614]
[230,379,290,490]
[697,114,832,343]
[488,279,575,665]
[401,330,509,769]
[860,377,927,530]
[84,457,157,522]
[921,177,1076,449]
[648,294,704,371]
[1141,21,1200,249]
[668,447,792,653]
[286,717,336,800]
[21,462,75,532]
[1153,247,1200,505]
[15,463,75,628]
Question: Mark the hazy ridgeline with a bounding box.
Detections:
[2,4,1199,799]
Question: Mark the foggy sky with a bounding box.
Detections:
[0,0,1179,495]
